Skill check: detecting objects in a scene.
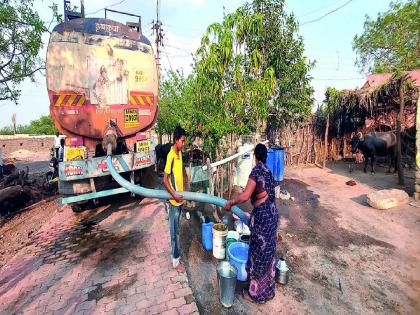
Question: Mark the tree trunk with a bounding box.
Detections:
[323,113,330,168]
[397,79,405,186]
[306,125,310,164]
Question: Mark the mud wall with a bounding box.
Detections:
[0,135,54,159]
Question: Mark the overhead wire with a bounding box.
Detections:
[164,44,193,54]
[300,0,353,26]
[162,45,174,72]
[299,0,343,18]
[86,0,129,16]
[311,77,364,81]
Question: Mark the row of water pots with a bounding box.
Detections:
[202,218,289,308]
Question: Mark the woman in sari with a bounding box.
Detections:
[224,143,279,304]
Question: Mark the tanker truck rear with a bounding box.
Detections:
[46,16,158,211]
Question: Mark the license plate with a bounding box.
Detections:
[64,147,86,161]
[136,140,151,153]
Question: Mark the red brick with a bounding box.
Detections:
[174,287,193,299]
[153,279,166,288]
[0,135,54,159]
[136,298,156,310]
[125,293,146,305]
[171,274,188,284]
[146,302,168,315]
[155,292,175,305]
[166,269,179,278]
[154,265,170,276]
[145,287,165,299]
[161,310,179,315]
[45,301,65,313]
[164,282,182,293]
[135,285,147,294]
[166,297,185,310]
[75,300,96,311]
[115,303,137,315]
[146,273,162,284]
[177,302,199,315]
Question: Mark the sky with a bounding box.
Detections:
[0,0,393,128]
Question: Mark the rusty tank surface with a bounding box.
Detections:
[46,15,159,210]
[46,17,158,152]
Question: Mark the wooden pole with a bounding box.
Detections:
[323,113,329,168]
[306,125,310,164]
[397,78,405,185]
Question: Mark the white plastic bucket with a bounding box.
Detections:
[213,223,228,259]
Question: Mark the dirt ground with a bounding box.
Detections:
[328,160,416,195]
[180,162,420,315]
[5,149,50,163]
[0,199,59,268]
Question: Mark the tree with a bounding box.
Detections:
[157,0,314,157]
[0,0,61,103]
[243,0,315,132]
[321,87,340,167]
[193,7,276,155]
[353,0,420,74]
[156,70,195,138]
[24,114,56,134]
[353,0,419,185]
[0,114,56,135]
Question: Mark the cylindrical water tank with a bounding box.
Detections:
[233,143,254,188]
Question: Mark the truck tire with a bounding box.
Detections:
[70,201,90,213]
[71,204,83,213]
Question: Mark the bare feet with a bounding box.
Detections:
[242,289,257,304]
[175,262,186,273]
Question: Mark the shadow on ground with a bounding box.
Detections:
[326,161,415,195]
[0,194,153,314]
[181,178,402,314]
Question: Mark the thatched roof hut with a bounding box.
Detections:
[328,70,420,138]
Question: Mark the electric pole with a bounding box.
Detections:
[152,0,164,144]
[152,0,164,84]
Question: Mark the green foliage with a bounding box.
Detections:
[192,6,277,155]
[315,87,341,126]
[323,87,341,113]
[156,70,195,136]
[244,0,315,130]
[157,0,314,156]
[0,115,56,135]
[353,0,420,73]
[0,0,61,103]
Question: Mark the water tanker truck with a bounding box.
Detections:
[46,11,158,211]
[46,5,249,223]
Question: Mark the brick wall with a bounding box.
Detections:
[0,135,55,158]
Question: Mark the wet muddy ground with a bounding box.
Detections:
[180,164,420,315]
[0,194,199,314]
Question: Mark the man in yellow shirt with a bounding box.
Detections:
[163,126,186,271]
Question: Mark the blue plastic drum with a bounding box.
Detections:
[267,147,284,182]
[202,222,214,251]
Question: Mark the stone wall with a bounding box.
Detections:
[0,135,54,159]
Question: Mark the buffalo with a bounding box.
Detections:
[349,131,397,174]
[155,143,172,172]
